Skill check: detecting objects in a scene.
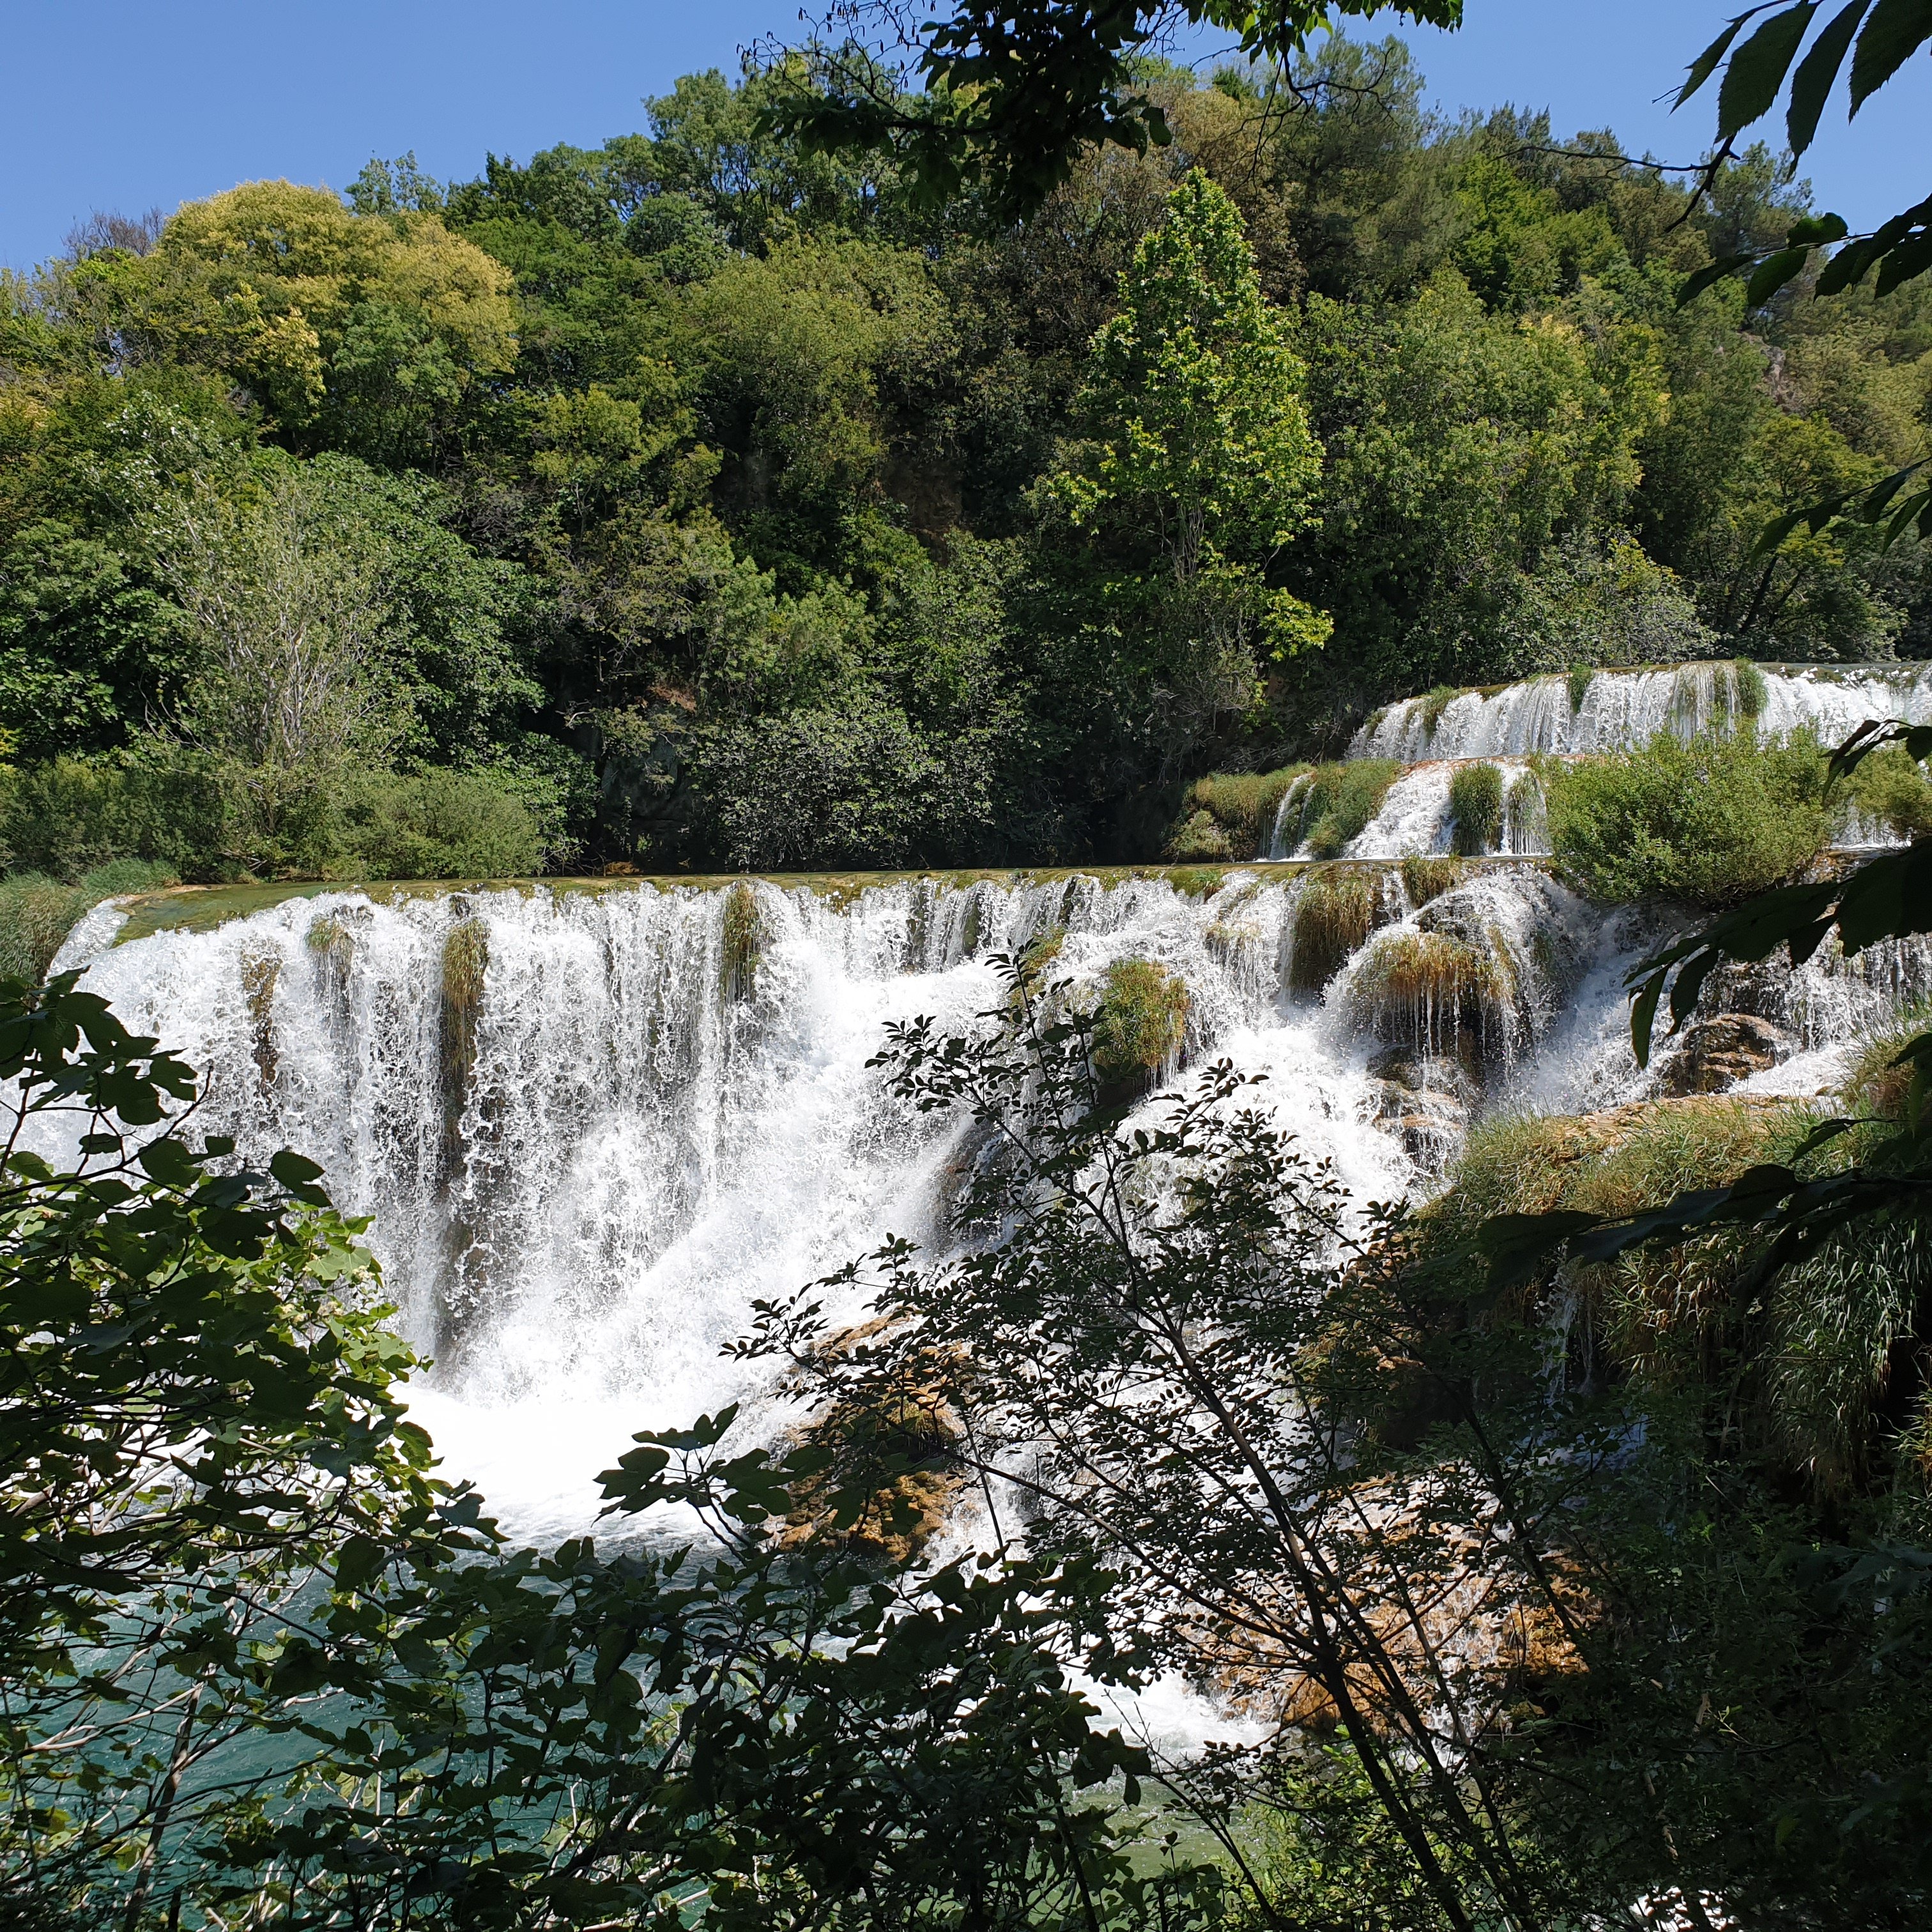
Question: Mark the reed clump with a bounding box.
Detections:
[1291,760,1402,859]
[1448,763,1505,856]
[1092,958,1188,1091]
[1347,926,1511,1058]
[721,882,762,1004]
[1290,866,1395,992]
[1400,855,1464,908]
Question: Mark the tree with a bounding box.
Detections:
[1047,170,1328,762]
[766,2,1463,220]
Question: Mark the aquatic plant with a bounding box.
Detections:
[439,916,490,1142]
[1170,767,1310,859]
[1400,855,1464,908]
[721,882,762,1004]
[1289,866,1394,992]
[1163,809,1233,862]
[0,875,88,981]
[1448,763,1505,857]
[1733,657,1768,721]
[1346,926,1512,1059]
[1503,769,1546,853]
[240,948,280,1086]
[1294,760,1402,859]
[1418,685,1464,733]
[1091,957,1188,1090]
[1567,664,1595,712]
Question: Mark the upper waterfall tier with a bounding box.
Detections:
[1349,663,1932,762]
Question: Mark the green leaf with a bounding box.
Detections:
[1719,3,1820,137]
[1745,244,1811,304]
[1786,211,1851,245]
[1476,1209,1604,1287]
[1848,0,1932,110]
[1875,225,1932,294]
[1678,6,1779,107]
[1787,0,1872,150]
[1678,253,1756,305]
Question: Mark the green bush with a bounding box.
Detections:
[1289,760,1402,859]
[1447,762,1505,856]
[1169,767,1308,859]
[1844,743,1932,841]
[1546,729,1834,907]
[1163,809,1234,862]
[332,768,545,880]
[1,753,236,882]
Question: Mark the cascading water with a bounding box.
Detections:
[1350,662,1932,762]
[40,859,1931,1535]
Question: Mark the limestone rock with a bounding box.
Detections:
[1657,1013,1788,1097]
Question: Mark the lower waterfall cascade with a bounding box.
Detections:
[42,862,1932,1537]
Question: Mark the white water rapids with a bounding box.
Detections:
[43,862,1930,1538]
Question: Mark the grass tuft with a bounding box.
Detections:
[1448,763,1505,857]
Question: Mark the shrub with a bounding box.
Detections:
[1171,767,1309,858]
[1091,958,1188,1090]
[1447,763,1505,856]
[333,768,544,879]
[1844,742,1932,841]
[1290,760,1401,859]
[1546,729,1833,907]
[1,753,237,882]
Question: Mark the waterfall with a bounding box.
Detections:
[1350,663,1932,762]
[33,866,1930,1533]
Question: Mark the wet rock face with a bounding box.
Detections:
[1657,1013,1788,1096]
[1367,1046,1469,1164]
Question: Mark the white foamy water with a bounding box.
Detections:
[1351,663,1932,762]
[25,866,1929,1533]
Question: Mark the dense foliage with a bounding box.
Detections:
[1,43,1927,884]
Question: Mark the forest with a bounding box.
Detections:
[2,36,1928,904]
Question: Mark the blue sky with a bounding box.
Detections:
[1,0,1917,270]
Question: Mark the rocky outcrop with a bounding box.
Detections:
[1656,1013,1788,1096]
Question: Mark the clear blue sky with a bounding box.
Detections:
[0,0,1917,271]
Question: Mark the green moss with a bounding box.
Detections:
[1400,855,1464,907]
[240,949,280,1086]
[1546,729,1834,907]
[721,882,762,1003]
[1567,664,1595,712]
[1092,958,1189,1089]
[1419,685,1465,732]
[1448,763,1505,857]
[1018,924,1067,987]
[1163,866,1228,898]
[1289,866,1395,992]
[1291,760,1402,859]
